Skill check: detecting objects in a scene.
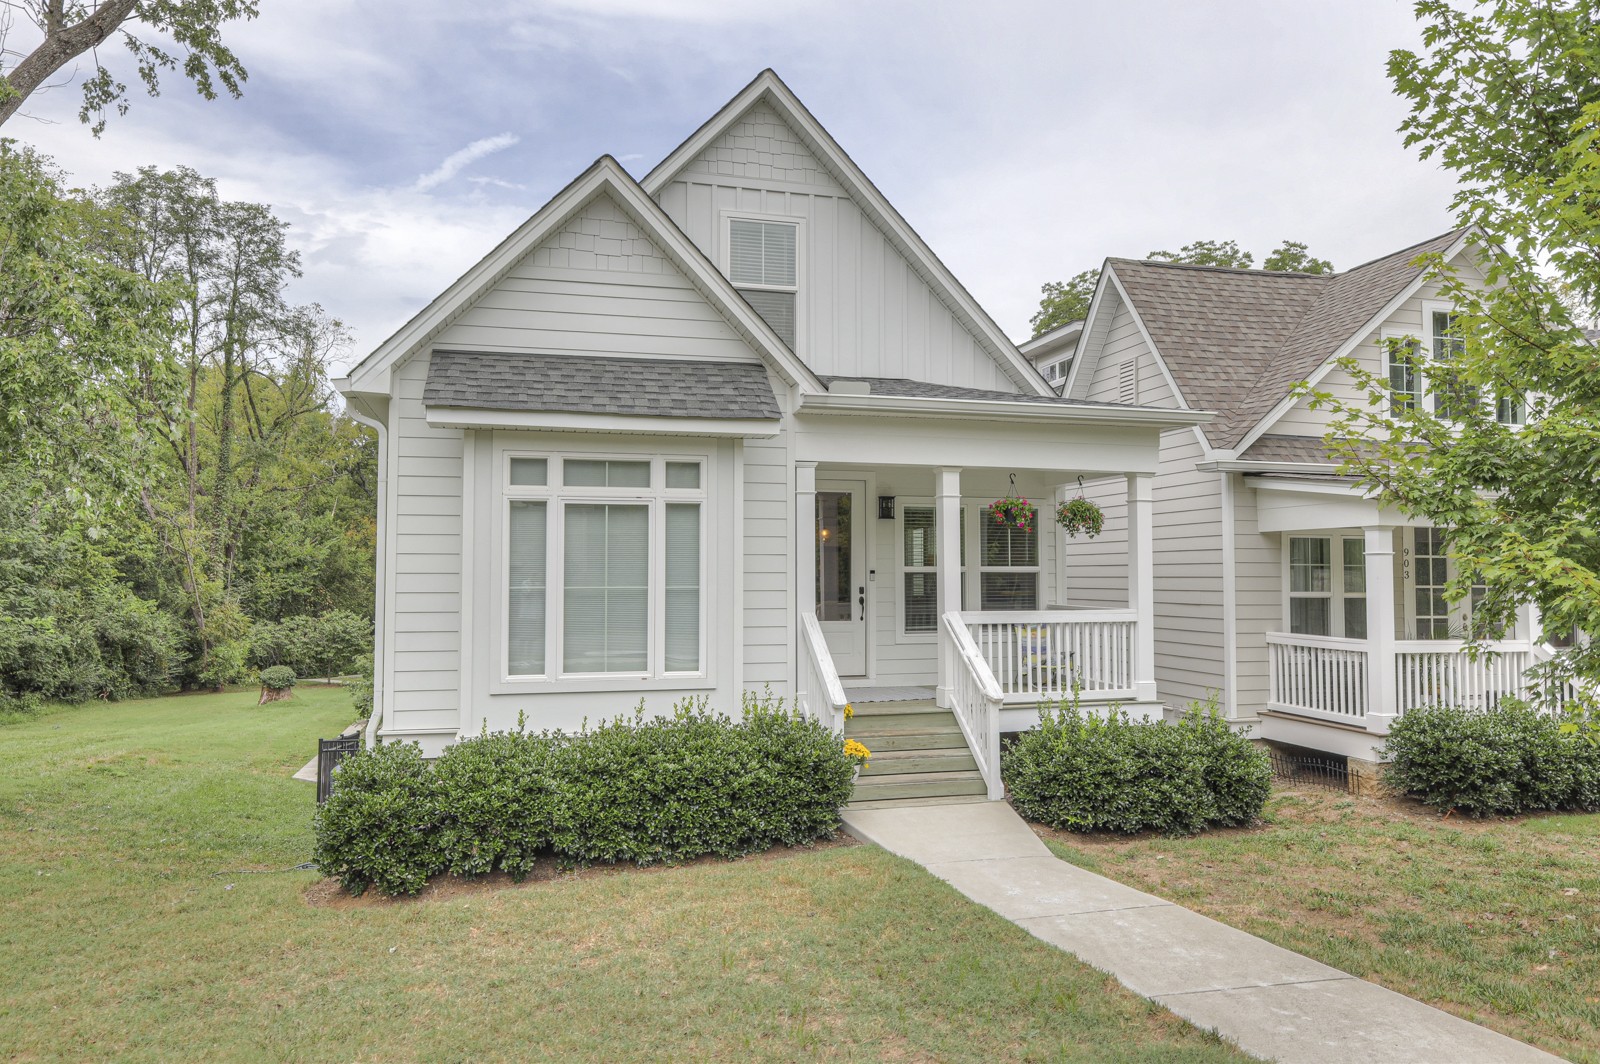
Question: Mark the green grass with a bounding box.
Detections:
[0,691,1245,1062]
[1038,789,1600,1063]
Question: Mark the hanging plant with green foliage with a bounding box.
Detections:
[1056,495,1104,538]
[987,495,1035,533]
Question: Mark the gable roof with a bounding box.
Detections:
[643,70,1054,398]
[342,156,821,397]
[426,351,780,420]
[1076,228,1470,448]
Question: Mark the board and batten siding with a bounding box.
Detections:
[388,353,465,738]
[653,101,1023,392]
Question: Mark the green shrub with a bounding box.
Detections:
[311,693,857,896]
[259,665,297,691]
[249,610,372,681]
[1004,698,1270,835]
[1383,700,1598,816]
[312,742,442,896]
[349,674,374,718]
[433,725,564,881]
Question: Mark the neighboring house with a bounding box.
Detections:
[1061,229,1552,765]
[1020,320,1083,394]
[334,71,1204,802]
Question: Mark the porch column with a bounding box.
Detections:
[795,462,817,702]
[935,467,962,708]
[1126,473,1158,702]
[1364,525,1398,733]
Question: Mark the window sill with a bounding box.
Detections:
[489,675,715,696]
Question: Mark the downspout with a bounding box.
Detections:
[342,393,389,750]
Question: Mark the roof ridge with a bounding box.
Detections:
[1109,257,1332,280]
[1337,227,1466,274]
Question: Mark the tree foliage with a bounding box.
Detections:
[1302,0,1600,693]
[0,1,258,135]
[1029,238,1333,336]
[0,150,376,705]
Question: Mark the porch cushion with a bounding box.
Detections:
[423,350,781,420]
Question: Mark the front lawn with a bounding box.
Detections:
[0,690,1244,1062]
[1039,787,1600,1064]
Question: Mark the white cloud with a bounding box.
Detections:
[412,133,520,192]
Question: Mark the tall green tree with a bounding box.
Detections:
[1029,238,1334,337]
[1303,0,1600,693]
[0,1,258,134]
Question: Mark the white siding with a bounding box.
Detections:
[389,353,464,735]
[1078,302,1177,407]
[1059,475,1128,610]
[741,373,794,692]
[655,101,1024,392]
[435,194,759,363]
[1230,475,1281,716]
[1149,431,1225,711]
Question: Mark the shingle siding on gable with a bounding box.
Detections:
[680,101,844,191]
[433,192,759,363]
[655,105,1022,392]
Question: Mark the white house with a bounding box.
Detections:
[334,71,1205,803]
[1060,230,1556,765]
[1020,319,1083,394]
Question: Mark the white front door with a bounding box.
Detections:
[816,480,868,677]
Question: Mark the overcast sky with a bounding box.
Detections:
[9,0,1457,371]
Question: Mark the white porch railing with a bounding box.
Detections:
[1395,640,1537,713]
[1266,633,1370,723]
[797,612,849,735]
[962,609,1137,703]
[940,612,1005,799]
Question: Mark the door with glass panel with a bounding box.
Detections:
[816,480,868,677]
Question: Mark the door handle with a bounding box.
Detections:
[858,586,866,621]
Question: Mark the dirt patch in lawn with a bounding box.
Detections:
[305,831,863,908]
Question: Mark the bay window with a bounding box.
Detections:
[504,452,705,680]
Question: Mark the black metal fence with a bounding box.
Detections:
[316,734,362,804]
[1268,749,1352,793]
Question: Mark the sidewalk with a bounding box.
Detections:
[840,801,1561,1064]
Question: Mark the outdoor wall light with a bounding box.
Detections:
[878,496,896,519]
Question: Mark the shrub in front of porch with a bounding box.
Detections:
[1003,700,1271,836]
[312,693,861,896]
[1383,701,1600,817]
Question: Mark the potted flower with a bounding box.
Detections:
[987,494,1035,533]
[1056,495,1104,538]
[842,738,872,780]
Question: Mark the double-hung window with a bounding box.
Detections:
[728,218,798,348]
[981,509,1039,610]
[1288,537,1332,636]
[900,504,966,633]
[504,454,705,680]
[1386,335,1422,414]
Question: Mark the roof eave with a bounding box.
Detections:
[798,391,1212,429]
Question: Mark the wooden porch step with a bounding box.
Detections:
[850,769,987,804]
[847,729,968,752]
[845,710,961,736]
[847,700,938,716]
[844,794,991,813]
[858,748,979,776]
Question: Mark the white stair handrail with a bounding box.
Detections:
[941,611,1005,800]
[798,611,850,734]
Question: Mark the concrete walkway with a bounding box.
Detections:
[841,801,1561,1064]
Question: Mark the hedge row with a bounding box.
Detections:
[1004,699,1272,835]
[313,693,863,896]
[1383,701,1600,817]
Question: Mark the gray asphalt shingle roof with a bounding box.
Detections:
[423,350,781,420]
[1109,229,1467,448]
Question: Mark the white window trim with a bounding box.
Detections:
[1386,302,1528,427]
[895,498,967,640]
[499,450,708,685]
[1281,533,1369,639]
[719,209,804,354]
[976,504,1041,613]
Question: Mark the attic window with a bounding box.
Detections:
[728,218,798,348]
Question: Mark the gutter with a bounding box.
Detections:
[1195,459,1348,477]
[334,380,388,751]
[797,391,1212,431]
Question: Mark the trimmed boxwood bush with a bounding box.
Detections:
[313,692,861,896]
[1383,700,1600,817]
[1004,699,1271,835]
[312,742,441,897]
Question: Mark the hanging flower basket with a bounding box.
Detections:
[987,494,1035,533]
[1056,496,1104,538]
